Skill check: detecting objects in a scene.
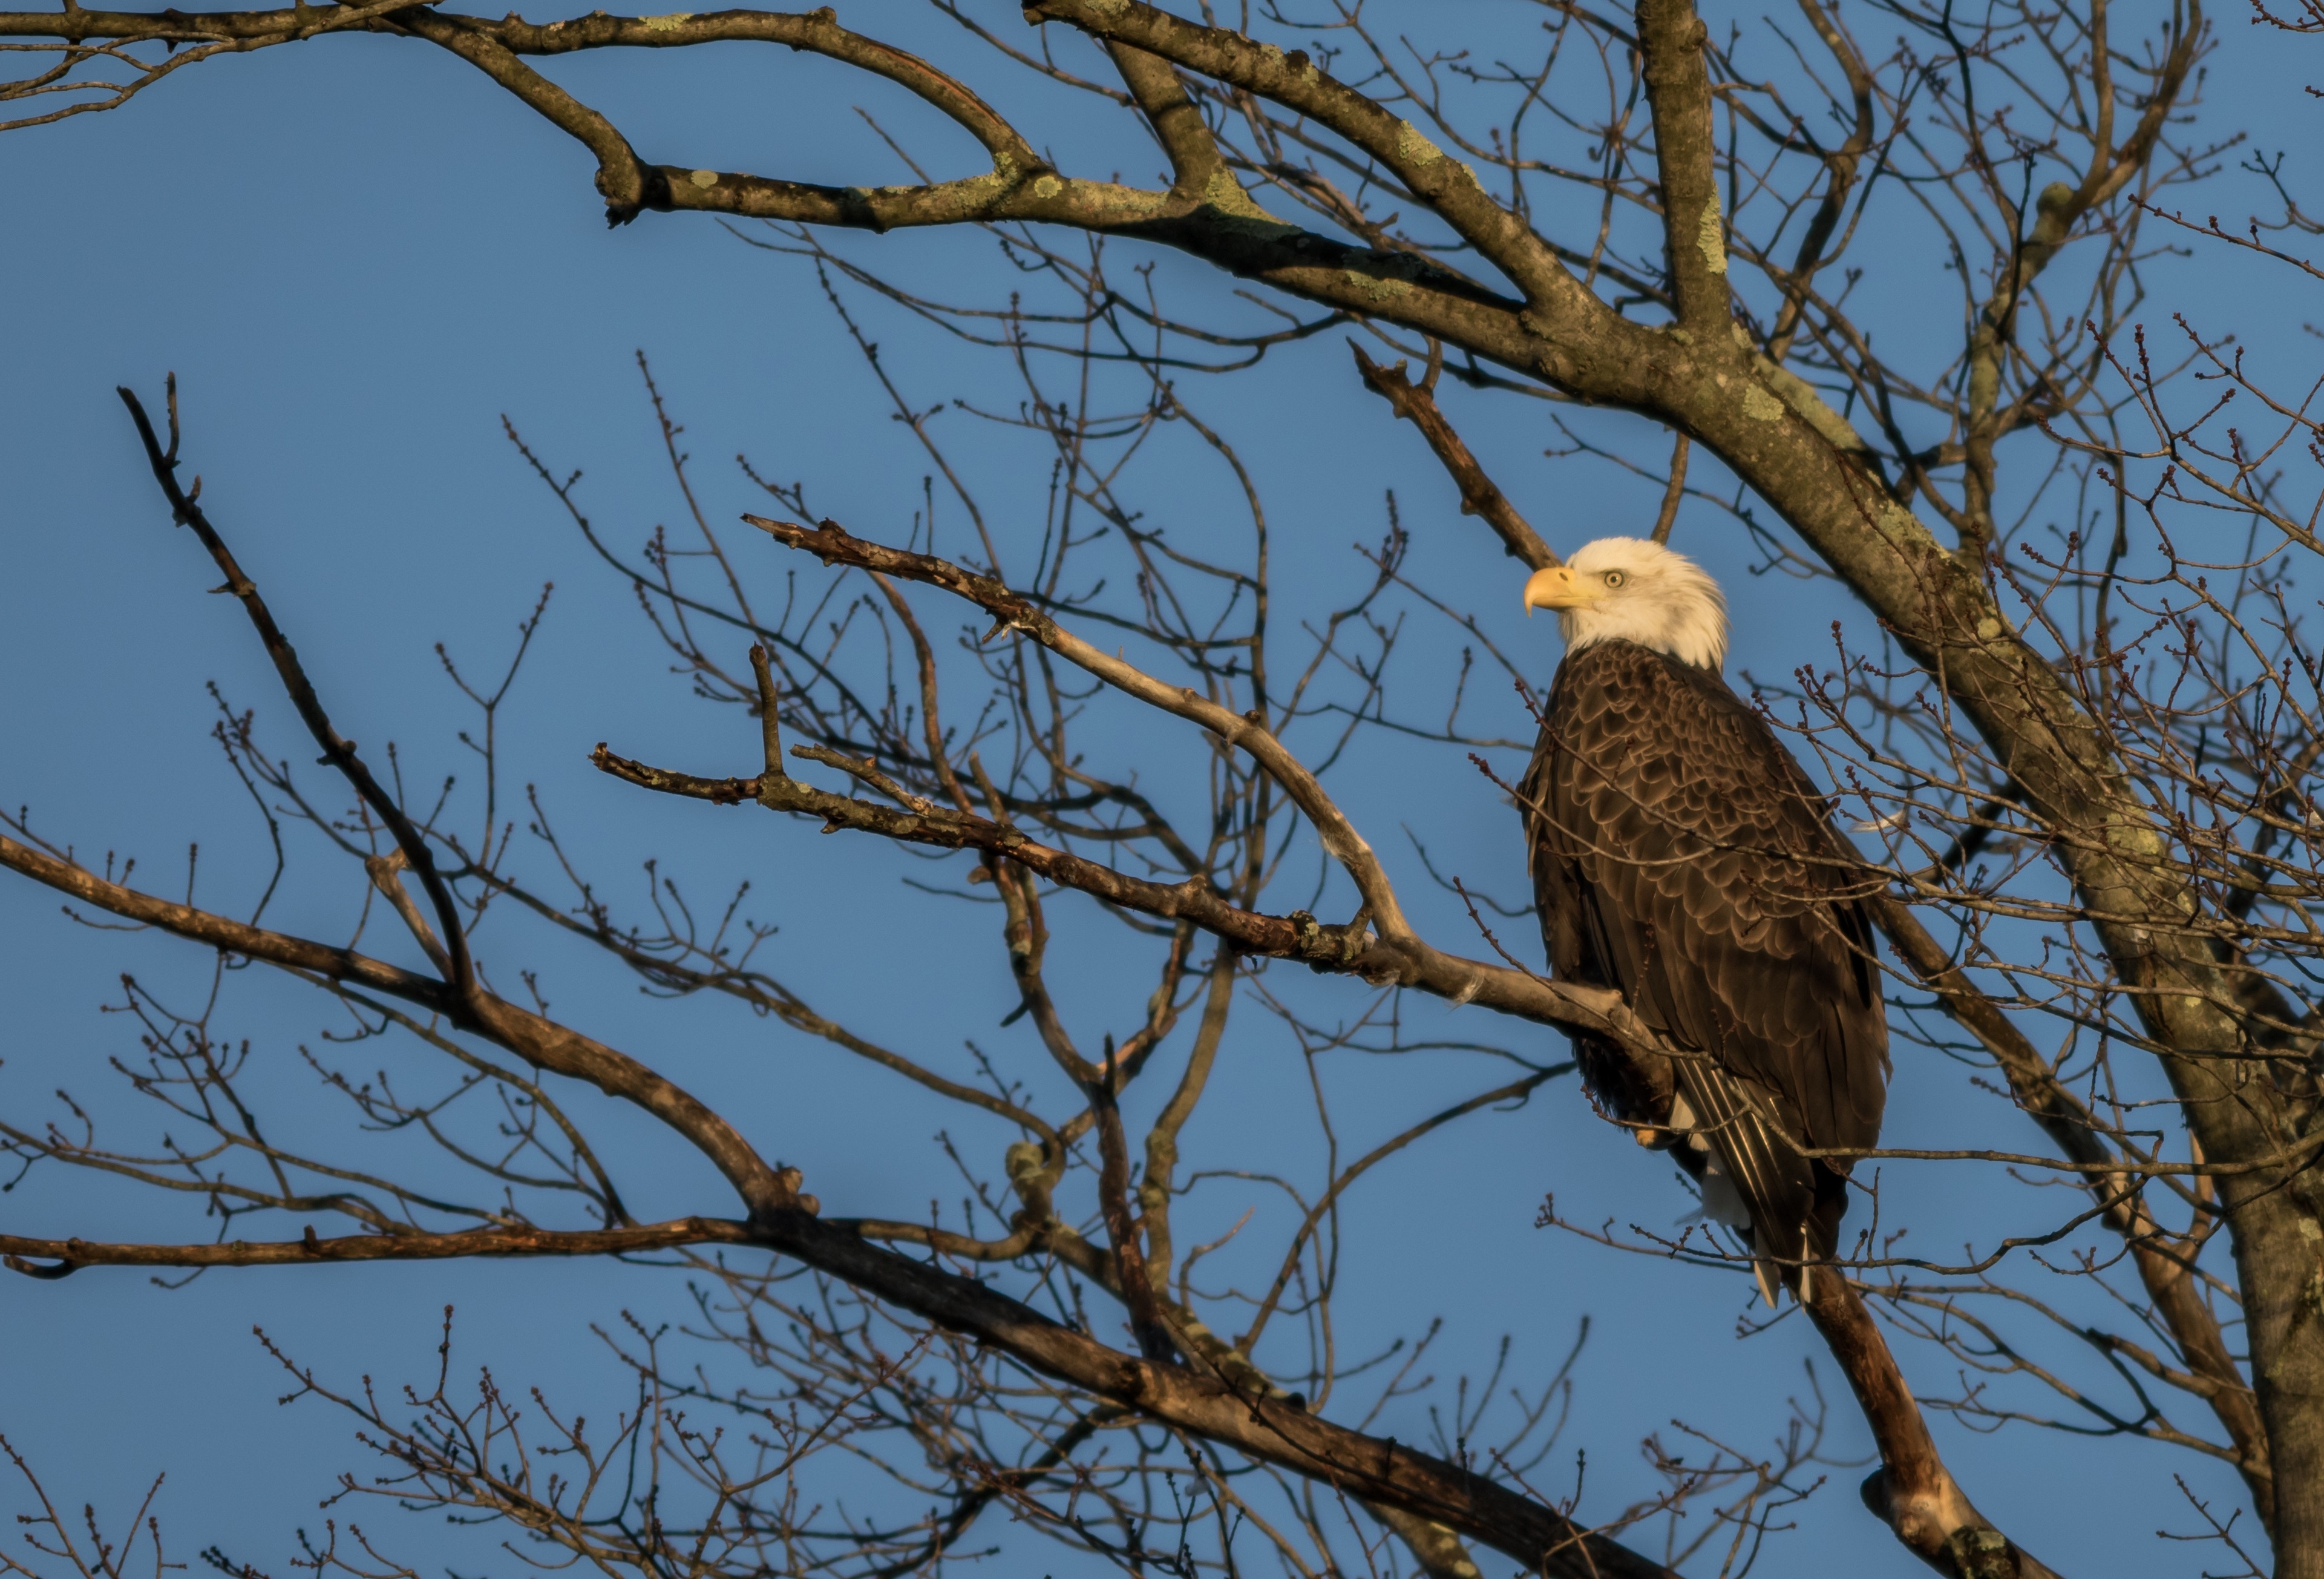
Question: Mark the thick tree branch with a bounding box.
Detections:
[1635,0,1730,332]
[1649,432,1691,543]
[1026,0,1585,313]
[0,4,1531,347]
[1101,36,1233,204]
[1090,1069,1174,1362]
[1807,1278,2063,1578]
[4,1193,1674,1578]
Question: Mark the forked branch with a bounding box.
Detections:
[120,381,477,1000]
[1350,341,1562,570]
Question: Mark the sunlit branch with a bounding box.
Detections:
[0,1218,753,1279]
[0,830,797,1219]
[1350,341,1562,570]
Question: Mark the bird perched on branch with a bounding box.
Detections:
[1519,537,1888,1304]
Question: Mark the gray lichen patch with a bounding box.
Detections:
[1256,41,1320,85]
[1344,264,1414,302]
[641,10,692,28]
[1033,174,1063,199]
[1750,354,1870,454]
[1208,206,1303,244]
[1697,191,1727,277]
[1741,384,1784,422]
[1396,119,1445,167]
[1199,166,1272,220]
[689,168,718,188]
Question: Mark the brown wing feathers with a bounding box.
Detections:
[1522,640,1887,1296]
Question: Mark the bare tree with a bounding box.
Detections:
[2,1,2320,1575]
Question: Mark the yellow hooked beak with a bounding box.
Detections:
[1523,563,1594,614]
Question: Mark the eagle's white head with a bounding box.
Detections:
[1522,536,1728,671]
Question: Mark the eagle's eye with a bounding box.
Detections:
[1603,570,1627,588]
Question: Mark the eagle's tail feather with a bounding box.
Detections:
[1673,1062,1830,1304]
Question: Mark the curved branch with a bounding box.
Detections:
[1873,895,2270,1517]
[748,514,1433,943]
[0,832,796,1218]
[588,737,1660,1052]
[1809,1278,2063,1578]
[119,382,477,1000]
[1,1193,1674,1578]
[1350,342,1562,570]
[1025,0,1582,312]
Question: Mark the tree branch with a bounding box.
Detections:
[587,736,1668,1052]
[0,831,796,1218]
[1873,895,2270,1518]
[1026,0,1582,311]
[1635,0,1730,332]
[1807,1277,2063,1578]
[119,381,478,1000]
[0,1218,754,1278]
[1350,341,1561,570]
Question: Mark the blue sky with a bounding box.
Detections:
[2,4,2313,1574]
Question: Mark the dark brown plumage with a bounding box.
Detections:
[1520,636,1888,1301]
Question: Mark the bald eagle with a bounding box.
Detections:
[1519,537,1888,1304]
